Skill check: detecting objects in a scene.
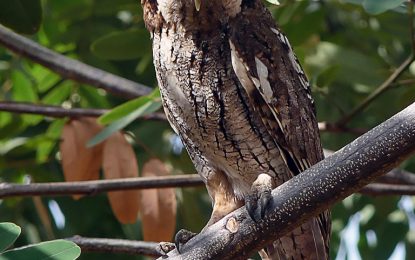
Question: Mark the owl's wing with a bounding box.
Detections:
[228,10,323,175]
[228,6,330,259]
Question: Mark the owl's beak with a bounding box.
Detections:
[194,0,201,11]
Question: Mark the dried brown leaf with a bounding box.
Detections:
[60,117,103,199]
[140,158,177,242]
[102,132,140,224]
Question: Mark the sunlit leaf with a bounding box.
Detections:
[88,89,161,147]
[266,0,280,5]
[363,0,406,15]
[99,88,160,125]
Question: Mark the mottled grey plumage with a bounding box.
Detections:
[141,0,330,259]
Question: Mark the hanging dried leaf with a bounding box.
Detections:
[139,158,177,242]
[60,117,103,199]
[102,132,140,224]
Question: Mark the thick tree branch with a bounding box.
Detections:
[66,236,160,257]
[0,175,204,199]
[0,25,151,99]
[161,102,415,259]
[0,101,167,120]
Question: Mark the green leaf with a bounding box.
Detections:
[11,71,38,103]
[0,0,42,34]
[363,0,406,14]
[88,89,161,147]
[91,29,151,60]
[36,119,65,162]
[0,240,80,260]
[0,223,21,252]
[98,89,160,125]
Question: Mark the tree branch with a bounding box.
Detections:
[337,3,415,126]
[0,169,414,199]
[0,101,107,118]
[0,101,167,120]
[0,175,204,199]
[360,183,415,196]
[338,54,414,126]
[161,101,415,259]
[66,236,160,257]
[0,25,151,99]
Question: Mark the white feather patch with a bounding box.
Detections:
[254,57,273,103]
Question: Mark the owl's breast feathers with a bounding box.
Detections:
[142,0,330,258]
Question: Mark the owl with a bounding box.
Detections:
[141,0,330,259]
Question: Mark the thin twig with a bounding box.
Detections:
[338,54,414,125]
[360,183,415,196]
[0,175,204,199]
[66,236,160,257]
[0,25,152,99]
[0,101,167,120]
[0,169,414,199]
[0,101,107,118]
[338,3,415,126]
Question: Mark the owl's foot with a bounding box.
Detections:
[174,229,197,253]
[245,173,274,222]
[157,242,176,257]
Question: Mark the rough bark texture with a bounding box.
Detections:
[159,102,415,259]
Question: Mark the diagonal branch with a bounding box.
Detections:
[337,3,415,126]
[0,25,151,99]
[161,101,415,259]
[338,54,414,125]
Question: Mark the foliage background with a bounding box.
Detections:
[0,0,414,259]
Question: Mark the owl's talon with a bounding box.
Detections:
[245,174,274,222]
[245,193,259,222]
[259,189,272,219]
[174,229,197,254]
[157,242,176,257]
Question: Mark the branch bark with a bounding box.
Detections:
[0,169,414,199]
[0,175,204,199]
[0,101,167,120]
[66,236,160,257]
[160,102,415,259]
[0,25,151,99]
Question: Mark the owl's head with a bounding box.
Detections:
[142,0,254,31]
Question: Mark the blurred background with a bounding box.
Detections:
[0,0,414,259]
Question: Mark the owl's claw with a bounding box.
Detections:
[174,229,197,254]
[245,174,274,222]
[157,242,175,257]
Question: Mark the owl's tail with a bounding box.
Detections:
[261,213,330,260]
